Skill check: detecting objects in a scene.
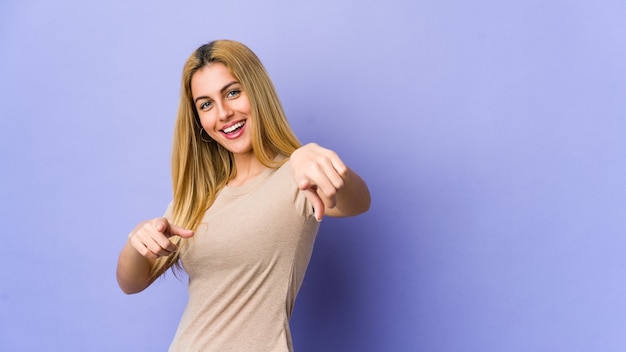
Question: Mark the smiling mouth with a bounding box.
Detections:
[221,120,246,134]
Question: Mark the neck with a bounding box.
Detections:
[229,147,278,186]
[229,152,266,187]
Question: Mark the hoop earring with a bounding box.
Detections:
[199,128,213,143]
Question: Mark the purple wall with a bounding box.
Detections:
[2,0,626,351]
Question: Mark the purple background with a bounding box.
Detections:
[2,1,626,351]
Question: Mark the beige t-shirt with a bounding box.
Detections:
[168,159,320,352]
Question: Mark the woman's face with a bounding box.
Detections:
[191,63,253,157]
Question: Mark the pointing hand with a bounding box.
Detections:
[290,143,347,221]
[127,218,194,259]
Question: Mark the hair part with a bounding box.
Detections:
[150,40,301,279]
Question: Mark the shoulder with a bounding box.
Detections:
[270,154,292,176]
[270,156,294,184]
[267,156,316,218]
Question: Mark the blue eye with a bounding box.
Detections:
[199,101,213,111]
[227,90,241,99]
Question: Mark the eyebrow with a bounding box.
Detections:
[194,81,240,104]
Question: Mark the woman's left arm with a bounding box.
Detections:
[290,143,371,221]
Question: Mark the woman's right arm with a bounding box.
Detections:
[116,218,194,294]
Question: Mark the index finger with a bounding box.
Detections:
[303,188,325,222]
[155,218,194,238]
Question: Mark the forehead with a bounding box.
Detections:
[191,63,237,98]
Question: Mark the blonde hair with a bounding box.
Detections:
[150,40,301,278]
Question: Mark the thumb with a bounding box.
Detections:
[298,177,314,191]
[154,218,169,234]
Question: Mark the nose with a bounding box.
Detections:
[216,101,233,121]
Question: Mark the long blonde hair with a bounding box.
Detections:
[150,40,301,278]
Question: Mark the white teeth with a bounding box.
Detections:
[223,121,245,133]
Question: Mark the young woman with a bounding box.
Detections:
[116,40,370,351]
